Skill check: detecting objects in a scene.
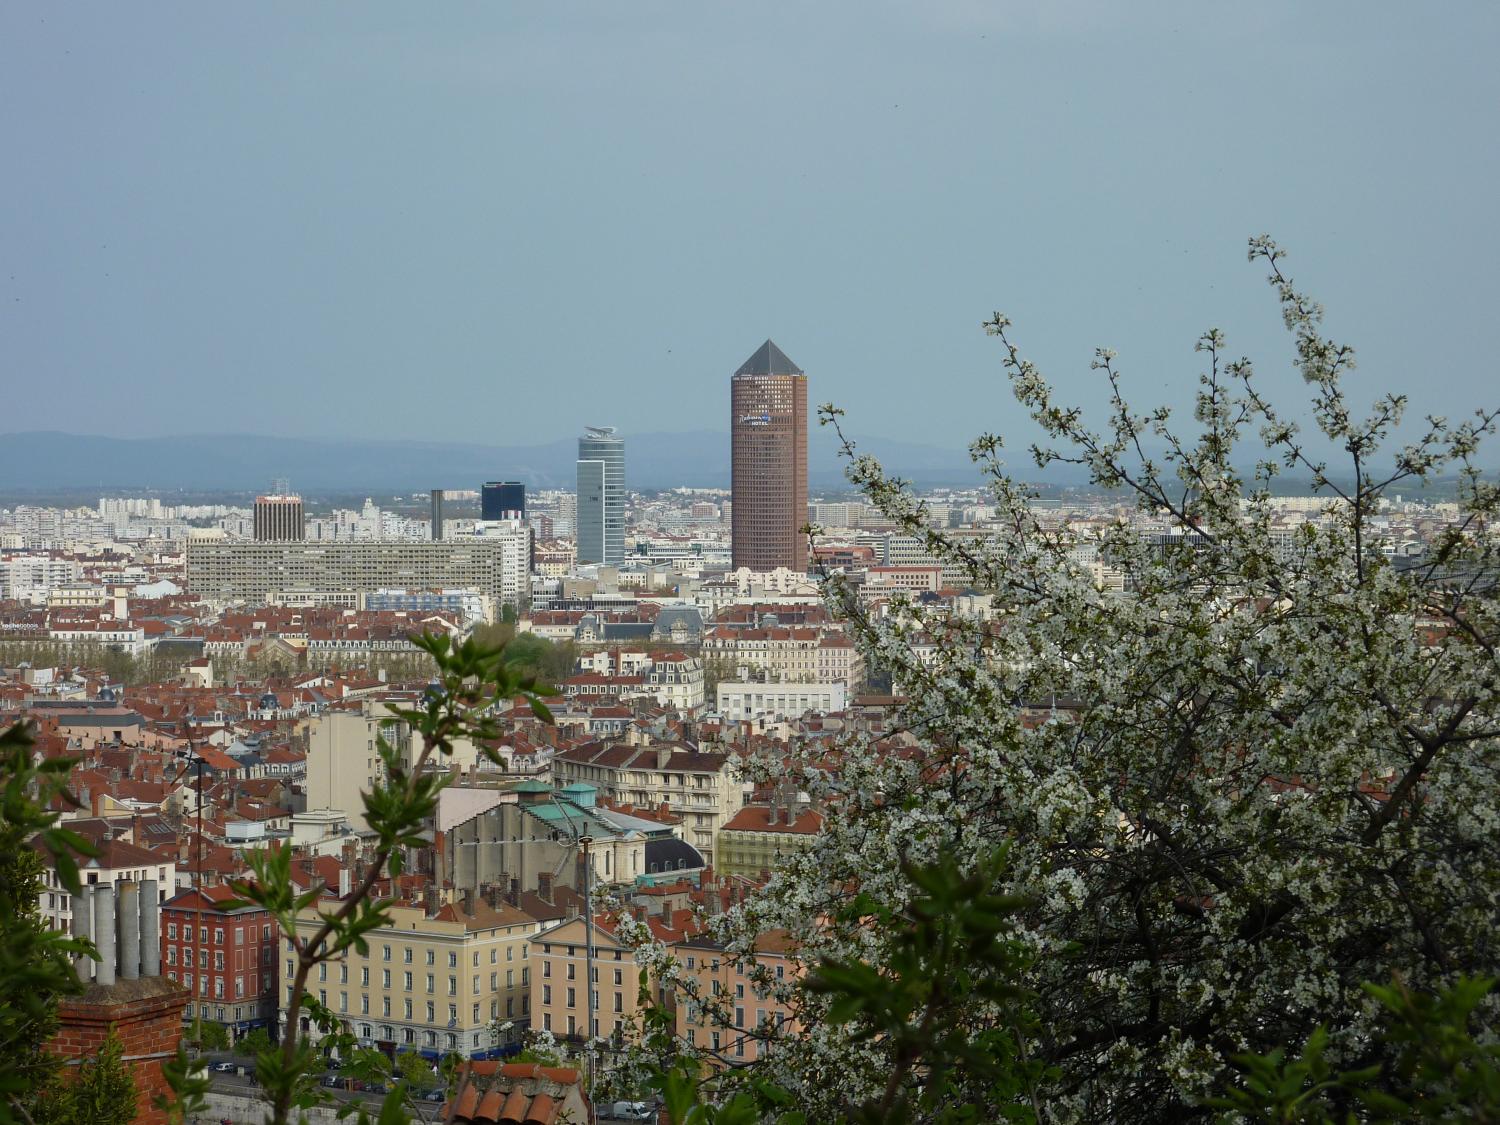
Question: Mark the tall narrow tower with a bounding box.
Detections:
[731,340,808,573]
[576,426,625,566]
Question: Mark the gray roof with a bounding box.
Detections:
[735,339,803,377]
[651,605,704,640]
[645,836,706,874]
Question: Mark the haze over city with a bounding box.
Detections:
[4,2,1497,460]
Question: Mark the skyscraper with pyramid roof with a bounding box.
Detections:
[731,339,808,573]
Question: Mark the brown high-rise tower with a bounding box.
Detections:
[731,339,808,573]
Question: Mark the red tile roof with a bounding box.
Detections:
[444,1061,587,1125]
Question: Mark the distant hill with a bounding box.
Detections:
[0,429,996,494]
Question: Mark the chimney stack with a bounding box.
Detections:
[537,872,553,905]
[118,881,140,981]
[339,867,351,899]
[93,884,116,987]
[72,885,93,980]
[140,878,160,977]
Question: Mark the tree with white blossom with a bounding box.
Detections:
[620,237,1500,1122]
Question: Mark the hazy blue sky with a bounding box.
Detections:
[3,2,1496,458]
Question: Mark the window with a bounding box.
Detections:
[383,998,391,1017]
[318,964,327,982]
[382,970,391,989]
[404,972,412,991]
[490,973,497,990]
[614,993,623,1013]
[383,945,391,961]
[506,970,514,989]
[567,987,576,1009]
[472,976,479,994]
[736,983,744,999]
[404,948,413,964]
[426,973,434,993]
[215,928,224,946]
[340,964,348,984]
[614,969,623,987]
[426,1001,435,1022]
[361,996,369,1014]
[447,952,457,968]
[489,948,497,964]
[472,952,479,967]
[167,947,176,965]
[472,1004,480,1024]
[506,946,514,962]
[448,976,456,996]
[361,967,370,986]
[735,1007,744,1027]
[567,963,575,980]
[339,991,347,1012]
[404,999,412,1019]
[426,950,435,965]
[167,923,177,940]
[543,962,551,979]
[184,948,194,967]
[543,985,552,1005]
[448,1004,456,1023]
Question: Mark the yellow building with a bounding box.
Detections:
[281,897,540,1059]
[715,804,822,879]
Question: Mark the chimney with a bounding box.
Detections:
[118,881,140,981]
[507,877,519,906]
[140,878,160,977]
[93,884,116,987]
[461,888,474,916]
[537,872,553,905]
[72,884,93,980]
[659,898,670,920]
[655,743,671,770]
[339,867,351,899]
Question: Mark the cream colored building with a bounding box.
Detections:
[552,743,744,866]
[305,706,414,832]
[673,930,801,1065]
[529,915,657,1043]
[281,898,540,1058]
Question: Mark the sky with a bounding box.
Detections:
[2,2,1497,463]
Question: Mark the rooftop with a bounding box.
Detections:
[734,338,803,377]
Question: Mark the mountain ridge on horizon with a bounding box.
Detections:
[0,427,1011,493]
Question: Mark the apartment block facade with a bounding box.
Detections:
[281,899,540,1058]
[185,531,530,609]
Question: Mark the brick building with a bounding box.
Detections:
[161,884,279,1041]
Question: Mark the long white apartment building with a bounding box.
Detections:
[184,524,530,610]
[716,680,847,722]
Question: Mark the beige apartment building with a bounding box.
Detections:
[280,898,540,1058]
[552,742,744,867]
[701,626,821,683]
[305,705,414,832]
[673,930,801,1065]
[529,915,660,1043]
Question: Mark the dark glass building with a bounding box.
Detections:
[481,481,526,522]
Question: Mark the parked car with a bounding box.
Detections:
[422,1089,446,1102]
[210,1061,236,1073]
[610,1103,654,1121]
